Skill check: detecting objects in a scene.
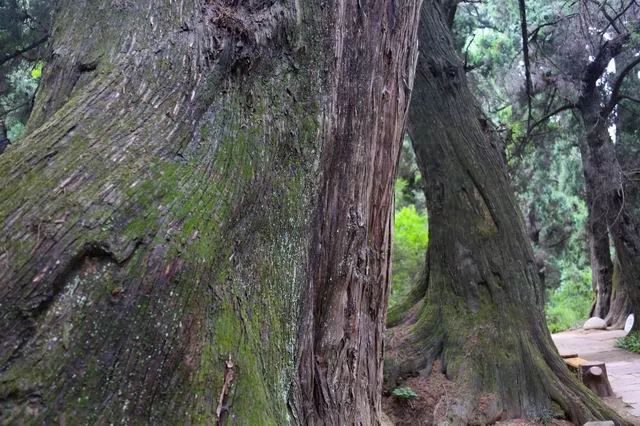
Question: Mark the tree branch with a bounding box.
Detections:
[582,30,631,92]
[599,0,637,35]
[528,13,580,41]
[529,103,577,134]
[518,0,534,132]
[0,101,31,117]
[603,54,640,118]
[0,35,49,67]
[620,94,640,105]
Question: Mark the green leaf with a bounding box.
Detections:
[31,61,44,79]
[392,387,418,399]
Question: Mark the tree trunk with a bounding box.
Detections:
[605,257,632,329]
[609,198,640,334]
[0,0,421,423]
[386,1,625,424]
[578,82,640,334]
[585,201,613,319]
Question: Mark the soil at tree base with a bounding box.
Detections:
[382,362,637,425]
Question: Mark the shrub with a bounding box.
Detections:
[391,387,418,400]
[390,205,428,308]
[545,263,592,333]
[616,332,640,354]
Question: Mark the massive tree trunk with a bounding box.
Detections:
[386,1,624,424]
[0,0,421,423]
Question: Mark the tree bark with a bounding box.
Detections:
[0,0,421,423]
[386,1,625,424]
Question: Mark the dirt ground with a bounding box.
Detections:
[382,363,571,426]
[383,366,639,425]
[382,364,457,426]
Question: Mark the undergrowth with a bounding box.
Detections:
[616,332,640,354]
[391,387,417,400]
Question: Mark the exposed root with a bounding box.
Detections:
[384,295,628,425]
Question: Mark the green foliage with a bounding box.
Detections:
[616,332,640,354]
[390,138,429,308]
[7,121,25,141]
[30,61,43,79]
[391,387,417,400]
[466,28,516,72]
[1,61,42,140]
[510,135,593,333]
[395,137,425,211]
[0,0,51,143]
[390,203,428,308]
[545,265,592,333]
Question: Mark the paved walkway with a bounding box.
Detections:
[552,329,640,418]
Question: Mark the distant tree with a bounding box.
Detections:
[517,0,640,328]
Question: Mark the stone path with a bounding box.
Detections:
[552,329,640,418]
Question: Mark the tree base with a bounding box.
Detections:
[385,279,628,425]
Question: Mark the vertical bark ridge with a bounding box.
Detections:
[291,0,422,422]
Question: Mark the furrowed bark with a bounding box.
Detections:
[386,1,626,424]
[291,0,421,423]
[0,0,421,423]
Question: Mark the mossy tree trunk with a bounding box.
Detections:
[0,0,421,423]
[385,1,625,424]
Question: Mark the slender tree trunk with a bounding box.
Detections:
[386,1,625,424]
[0,0,421,423]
